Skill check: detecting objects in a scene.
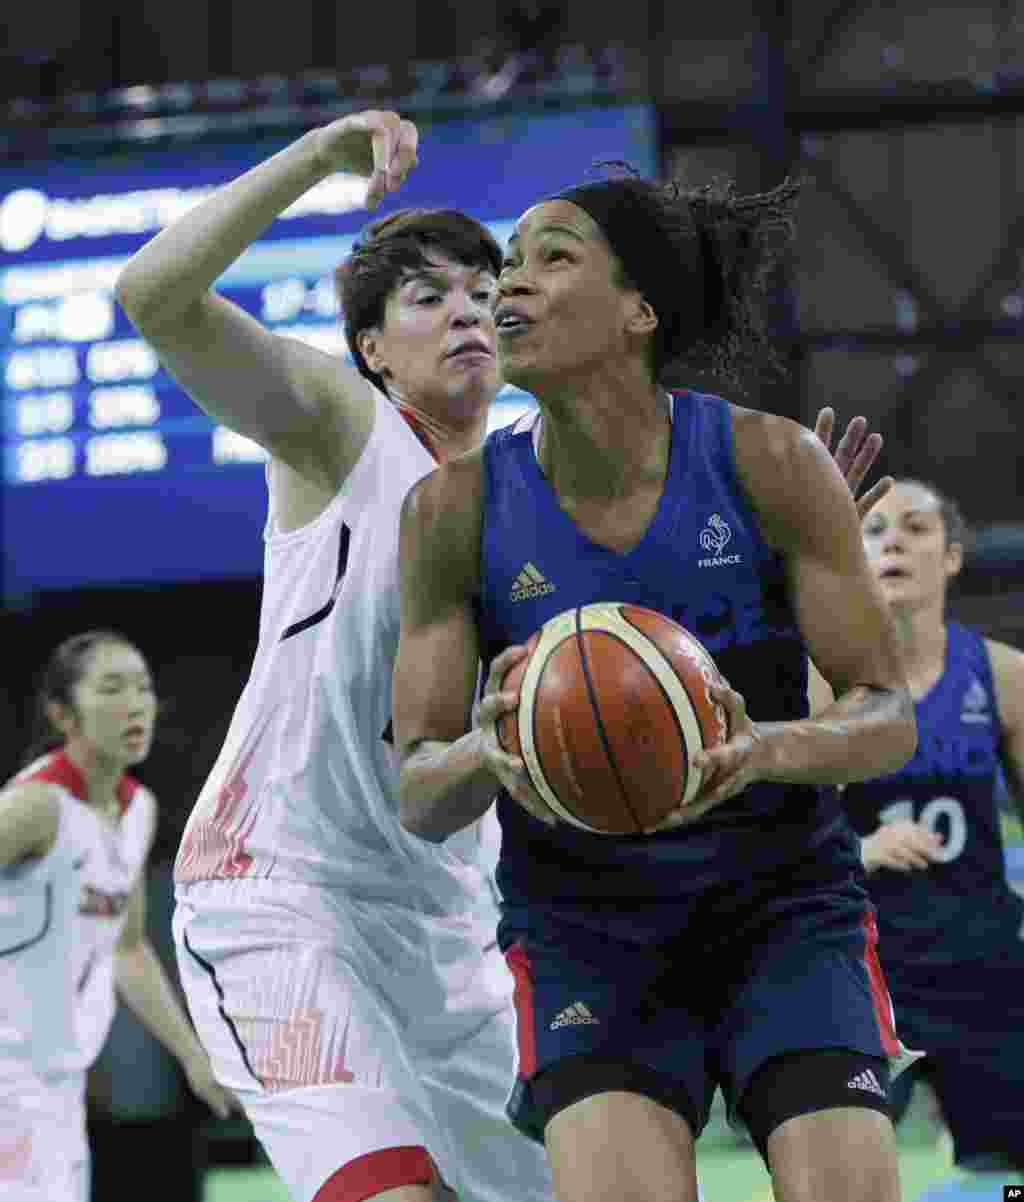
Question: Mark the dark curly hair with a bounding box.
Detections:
[564,166,802,389]
[335,208,503,395]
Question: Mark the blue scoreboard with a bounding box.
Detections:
[0,104,656,597]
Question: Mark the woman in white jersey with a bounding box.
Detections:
[117,109,887,1202]
[0,631,235,1202]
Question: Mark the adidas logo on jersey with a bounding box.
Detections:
[847,1068,886,1098]
[511,562,556,602]
[550,1001,600,1030]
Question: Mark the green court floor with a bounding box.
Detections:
[203,1135,960,1202]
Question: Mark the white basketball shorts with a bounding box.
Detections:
[174,877,552,1202]
[0,1069,89,1202]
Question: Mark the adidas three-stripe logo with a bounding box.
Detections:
[847,1069,886,1098]
[511,562,556,601]
[550,1001,600,1030]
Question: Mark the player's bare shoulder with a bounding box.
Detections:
[0,779,61,864]
[400,447,485,600]
[729,404,850,550]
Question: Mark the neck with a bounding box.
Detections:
[63,739,124,812]
[390,393,490,463]
[534,368,669,500]
[890,600,947,685]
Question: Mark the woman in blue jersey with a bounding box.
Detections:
[830,480,1024,1192]
[0,632,236,1202]
[392,171,917,1202]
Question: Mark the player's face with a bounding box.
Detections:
[362,254,500,419]
[495,200,649,394]
[61,642,158,767]
[862,483,962,611]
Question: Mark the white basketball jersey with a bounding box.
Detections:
[0,750,155,1081]
[175,394,490,914]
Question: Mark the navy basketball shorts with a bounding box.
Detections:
[885,944,1024,1172]
[500,872,901,1146]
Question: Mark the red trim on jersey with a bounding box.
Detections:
[505,940,538,1078]
[395,403,440,463]
[26,749,139,815]
[860,908,901,1057]
[311,1146,434,1202]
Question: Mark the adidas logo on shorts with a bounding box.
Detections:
[550,1001,600,1030]
[847,1068,886,1098]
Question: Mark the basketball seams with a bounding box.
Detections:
[582,626,691,823]
[516,611,596,830]
[578,605,707,807]
[572,608,645,835]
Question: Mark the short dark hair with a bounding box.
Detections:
[335,209,503,394]
[897,478,973,555]
[570,168,801,389]
[22,630,140,766]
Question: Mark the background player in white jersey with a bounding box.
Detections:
[116,110,557,1202]
[116,107,887,1202]
[0,631,235,1202]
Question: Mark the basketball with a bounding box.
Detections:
[496,603,730,835]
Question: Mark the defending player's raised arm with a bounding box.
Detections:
[0,782,59,866]
[696,416,915,800]
[393,456,502,841]
[115,112,417,488]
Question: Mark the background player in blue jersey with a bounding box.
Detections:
[392,171,918,1202]
[820,479,1024,1197]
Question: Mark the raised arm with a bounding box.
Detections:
[115,112,417,489]
[392,456,502,841]
[695,417,916,803]
[0,782,59,866]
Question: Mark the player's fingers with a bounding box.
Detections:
[707,681,746,729]
[841,430,881,495]
[813,406,835,450]
[390,118,419,184]
[832,415,868,476]
[476,690,517,731]
[484,644,529,694]
[855,475,894,520]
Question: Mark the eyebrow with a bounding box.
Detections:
[507,224,588,247]
[400,268,496,290]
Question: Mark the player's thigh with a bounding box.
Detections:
[545,1090,699,1202]
[766,1104,899,1202]
[501,927,708,1202]
[417,1000,553,1202]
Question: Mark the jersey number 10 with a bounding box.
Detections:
[879,798,967,863]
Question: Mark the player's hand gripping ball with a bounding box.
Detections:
[496,603,730,834]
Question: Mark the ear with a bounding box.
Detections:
[45,700,77,739]
[626,295,659,339]
[356,328,388,379]
[945,540,964,580]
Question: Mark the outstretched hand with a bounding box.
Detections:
[814,407,893,519]
[312,110,419,210]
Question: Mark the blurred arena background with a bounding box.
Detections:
[1,1,1022,1198]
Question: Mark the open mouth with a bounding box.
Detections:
[496,314,533,335]
[446,343,492,360]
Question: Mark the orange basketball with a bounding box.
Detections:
[496,603,729,835]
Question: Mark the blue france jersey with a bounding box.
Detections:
[478,390,852,913]
[842,623,1024,968]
